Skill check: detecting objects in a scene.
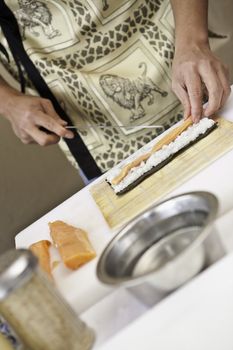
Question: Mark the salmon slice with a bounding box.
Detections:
[111,117,193,185]
[29,240,52,278]
[49,220,96,270]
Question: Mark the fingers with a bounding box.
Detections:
[35,111,74,139]
[201,63,230,117]
[172,47,231,123]
[200,64,223,117]
[172,83,191,119]
[27,109,74,146]
[173,65,230,122]
[172,70,203,123]
[29,126,60,146]
[14,122,60,146]
[39,99,74,138]
[17,132,36,145]
[184,71,203,122]
[216,65,231,107]
[8,95,75,146]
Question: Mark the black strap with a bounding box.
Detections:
[0,0,101,179]
[0,42,9,62]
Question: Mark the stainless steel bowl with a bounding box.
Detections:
[97,192,219,294]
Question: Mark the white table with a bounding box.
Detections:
[99,252,233,350]
[15,88,233,348]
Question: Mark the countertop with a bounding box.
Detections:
[15,87,233,348]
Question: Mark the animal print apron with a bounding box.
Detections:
[0,0,232,173]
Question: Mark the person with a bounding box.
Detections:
[0,0,231,181]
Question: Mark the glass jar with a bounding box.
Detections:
[0,249,95,350]
[0,332,15,350]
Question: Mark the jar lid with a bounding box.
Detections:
[0,249,38,300]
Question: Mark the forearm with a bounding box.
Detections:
[0,76,21,117]
[170,0,209,49]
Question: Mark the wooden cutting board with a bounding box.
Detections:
[90,118,233,229]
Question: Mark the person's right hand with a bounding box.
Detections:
[172,43,231,123]
[5,94,74,146]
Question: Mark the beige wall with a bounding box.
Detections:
[209,0,233,83]
[0,65,85,254]
[0,116,84,254]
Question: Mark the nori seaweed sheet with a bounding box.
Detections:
[108,123,218,195]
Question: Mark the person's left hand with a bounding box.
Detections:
[172,42,231,122]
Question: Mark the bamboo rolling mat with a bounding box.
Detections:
[90,118,233,229]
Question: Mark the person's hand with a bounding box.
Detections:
[5,93,74,145]
[172,43,231,122]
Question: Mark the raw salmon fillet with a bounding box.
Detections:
[49,220,96,270]
[30,240,52,278]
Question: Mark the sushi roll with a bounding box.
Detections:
[106,117,217,195]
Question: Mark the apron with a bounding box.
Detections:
[0,0,232,173]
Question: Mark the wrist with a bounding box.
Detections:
[0,81,22,118]
[174,23,209,51]
[171,0,209,53]
[175,36,210,55]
